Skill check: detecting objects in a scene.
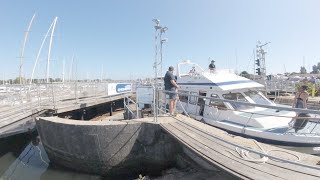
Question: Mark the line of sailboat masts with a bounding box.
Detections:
[18,16,107,84]
[18,15,77,84]
[19,15,59,84]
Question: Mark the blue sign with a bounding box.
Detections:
[116,84,132,93]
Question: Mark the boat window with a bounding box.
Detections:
[178,90,188,103]
[188,92,198,105]
[244,90,272,105]
[209,94,226,109]
[222,92,252,110]
[198,92,206,104]
[178,64,204,77]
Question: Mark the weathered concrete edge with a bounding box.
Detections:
[36,116,180,175]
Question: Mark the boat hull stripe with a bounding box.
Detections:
[177,80,256,86]
[218,127,320,147]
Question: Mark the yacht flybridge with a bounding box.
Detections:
[173,60,320,154]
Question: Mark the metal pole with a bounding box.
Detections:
[160,33,163,80]
[127,97,130,120]
[253,49,256,80]
[153,24,158,121]
[46,17,58,83]
[101,65,103,82]
[69,54,75,82]
[136,91,139,119]
[38,84,42,108]
[51,84,55,109]
[37,84,40,108]
[110,102,113,116]
[75,81,77,104]
[62,59,65,83]
[19,13,36,85]
[153,86,156,122]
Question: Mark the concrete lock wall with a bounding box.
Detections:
[36,117,181,176]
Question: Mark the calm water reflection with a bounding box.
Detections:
[0,133,101,180]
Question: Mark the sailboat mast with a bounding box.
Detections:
[19,13,36,84]
[101,65,104,82]
[69,54,75,82]
[30,21,54,84]
[46,17,58,83]
[62,59,65,83]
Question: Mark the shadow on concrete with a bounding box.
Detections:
[36,118,182,178]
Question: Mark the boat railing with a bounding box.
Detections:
[179,68,235,78]
[265,79,297,94]
[160,90,320,115]
[152,89,320,136]
[135,85,157,121]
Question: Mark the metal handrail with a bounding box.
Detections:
[156,89,320,136]
[161,90,320,115]
[123,96,139,119]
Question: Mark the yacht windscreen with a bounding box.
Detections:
[244,90,272,105]
[178,64,203,76]
[222,92,252,110]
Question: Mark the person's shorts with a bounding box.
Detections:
[166,88,177,100]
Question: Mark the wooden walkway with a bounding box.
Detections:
[0,93,133,138]
[159,115,320,180]
[45,93,131,113]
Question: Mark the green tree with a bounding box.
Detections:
[300,66,307,74]
[13,77,26,84]
[317,62,320,71]
[311,65,319,74]
[55,78,62,82]
[240,71,250,79]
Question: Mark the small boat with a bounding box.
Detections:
[0,87,6,93]
[173,60,320,154]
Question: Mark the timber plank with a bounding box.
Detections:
[161,123,283,180]
[174,120,320,178]
[168,121,320,179]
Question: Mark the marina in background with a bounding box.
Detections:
[2,7,320,179]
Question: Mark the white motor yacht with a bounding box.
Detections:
[172,60,320,154]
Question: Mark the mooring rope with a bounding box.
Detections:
[226,139,301,164]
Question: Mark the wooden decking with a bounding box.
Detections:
[50,93,131,113]
[158,114,320,180]
[0,93,133,138]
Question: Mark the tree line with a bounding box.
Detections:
[300,62,320,74]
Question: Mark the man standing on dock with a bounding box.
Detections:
[164,66,179,115]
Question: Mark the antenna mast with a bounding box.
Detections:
[255,41,270,77]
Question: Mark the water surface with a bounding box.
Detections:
[0,133,101,180]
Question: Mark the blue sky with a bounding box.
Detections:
[1,0,320,80]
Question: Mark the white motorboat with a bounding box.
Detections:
[0,87,6,93]
[173,60,320,154]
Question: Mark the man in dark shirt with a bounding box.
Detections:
[209,60,216,72]
[164,66,179,115]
